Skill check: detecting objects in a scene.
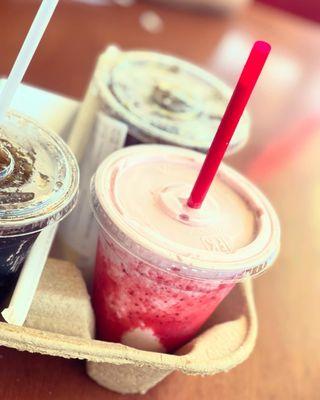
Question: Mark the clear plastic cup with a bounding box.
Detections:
[91,145,280,352]
[0,111,79,295]
[95,47,251,154]
[58,46,252,278]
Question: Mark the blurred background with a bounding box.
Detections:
[0,0,319,399]
[258,0,320,22]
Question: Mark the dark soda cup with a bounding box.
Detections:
[0,111,79,297]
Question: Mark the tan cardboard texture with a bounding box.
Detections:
[25,258,95,339]
[87,277,257,394]
[0,258,257,394]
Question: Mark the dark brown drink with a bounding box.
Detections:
[0,112,79,297]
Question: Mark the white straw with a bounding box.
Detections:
[0,0,61,325]
[0,0,60,120]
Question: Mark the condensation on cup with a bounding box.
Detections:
[59,46,251,281]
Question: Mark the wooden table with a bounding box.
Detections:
[1,1,320,398]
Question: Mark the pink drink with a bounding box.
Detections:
[94,240,234,352]
[91,145,280,352]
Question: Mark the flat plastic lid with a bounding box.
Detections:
[98,49,250,154]
[92,145,280,282]
[0,111,79,236]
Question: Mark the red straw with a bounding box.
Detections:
[187,40,271,209]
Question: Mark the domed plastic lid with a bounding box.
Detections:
[98,49,250,154]
[0,111,79,236]
[92,145,280,282]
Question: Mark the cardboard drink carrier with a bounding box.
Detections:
[1,260,257,395]
[0,50,258,395]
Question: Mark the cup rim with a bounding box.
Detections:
[95,49,251,154]
[0,110,79,236]
[91,145,280,282]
